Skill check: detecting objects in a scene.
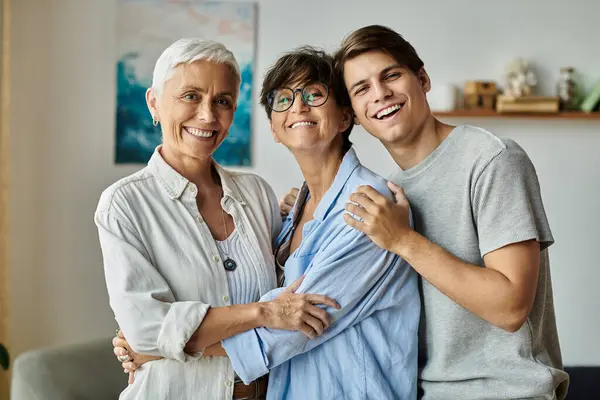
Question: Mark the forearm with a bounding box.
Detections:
[203,342,227,357]
[397,231,526,331]
[185,303,266,353]
[224,237,416,383]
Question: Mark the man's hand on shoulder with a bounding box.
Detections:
[279,187,299,217]
[344,181,413,254]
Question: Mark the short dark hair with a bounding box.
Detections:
[260,46,353,153]
[334,25,424,78]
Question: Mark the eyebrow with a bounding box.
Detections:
[380,64,404,75]
[181,85,204,92]
[348,79,367,93]
[180,86,234,98]
[215,91,234,98]
[348,64,405,92]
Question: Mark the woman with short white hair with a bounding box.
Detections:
[95,38,337,400]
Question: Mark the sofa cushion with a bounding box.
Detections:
[11,337,126,400]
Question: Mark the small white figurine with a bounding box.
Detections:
[504,58,537,97]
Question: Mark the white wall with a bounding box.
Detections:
[9,0,600,365]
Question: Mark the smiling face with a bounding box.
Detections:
[268,79,351,153]
[260,47,355,158]
[343,50,431,145]
[146,60,238,163]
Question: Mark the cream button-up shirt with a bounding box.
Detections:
[94,148,280,399]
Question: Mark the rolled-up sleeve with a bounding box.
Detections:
[95,211,210,361]
[222,223,418,383]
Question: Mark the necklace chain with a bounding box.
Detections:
[219,196,230,258]
[215,182,237,272]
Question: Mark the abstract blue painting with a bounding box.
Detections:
[115,0,256,166]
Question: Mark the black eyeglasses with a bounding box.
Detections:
[266,83,329,112]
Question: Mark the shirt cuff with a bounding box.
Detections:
[222,329,269,384]
[157,301,210,362]
[259,287,285,302]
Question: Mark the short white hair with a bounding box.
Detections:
[151,38,241,97]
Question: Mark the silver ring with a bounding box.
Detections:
[118,355,131,363]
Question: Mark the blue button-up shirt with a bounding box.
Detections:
[222,148,420,399]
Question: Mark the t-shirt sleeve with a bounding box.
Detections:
[472,141,554,257]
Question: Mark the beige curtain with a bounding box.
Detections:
[0,0,10,397]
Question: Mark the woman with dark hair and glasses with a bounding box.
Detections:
[114,46,420,400]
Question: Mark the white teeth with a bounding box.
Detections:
[186,127,214,138]
[291,121,317,129]
[376,104,402,119]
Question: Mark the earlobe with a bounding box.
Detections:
[340,109,354,132]
[423,80,431,93]
[146,88,159,121]
[419,68,431,93]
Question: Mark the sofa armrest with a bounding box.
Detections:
[11,337,126,400]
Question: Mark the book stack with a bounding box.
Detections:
[496,95,560,113]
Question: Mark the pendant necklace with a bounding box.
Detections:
[219,203,237,272]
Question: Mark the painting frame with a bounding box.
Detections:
[115,0,257,167]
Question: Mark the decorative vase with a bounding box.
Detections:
[557,67,579,110]
[428,84,458,112]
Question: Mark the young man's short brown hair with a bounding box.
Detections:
[260,46,353,153]
[333,25,424,78]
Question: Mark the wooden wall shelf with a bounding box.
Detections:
[434,110,600,120]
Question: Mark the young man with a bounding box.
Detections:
[280,25,569,399]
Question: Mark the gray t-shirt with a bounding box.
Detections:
[391,125,569,400]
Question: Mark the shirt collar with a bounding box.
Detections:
[148,146,245,204]
[213,162,246,204]
[288,147,360,223]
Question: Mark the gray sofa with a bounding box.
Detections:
[9,339,598,399]
[10,337,126,400]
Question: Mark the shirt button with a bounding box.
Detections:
[223,295,230,303]
[188,186,196,194]
[195,215,202,223]
[224,380,233,387]
[212,255,220,263]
